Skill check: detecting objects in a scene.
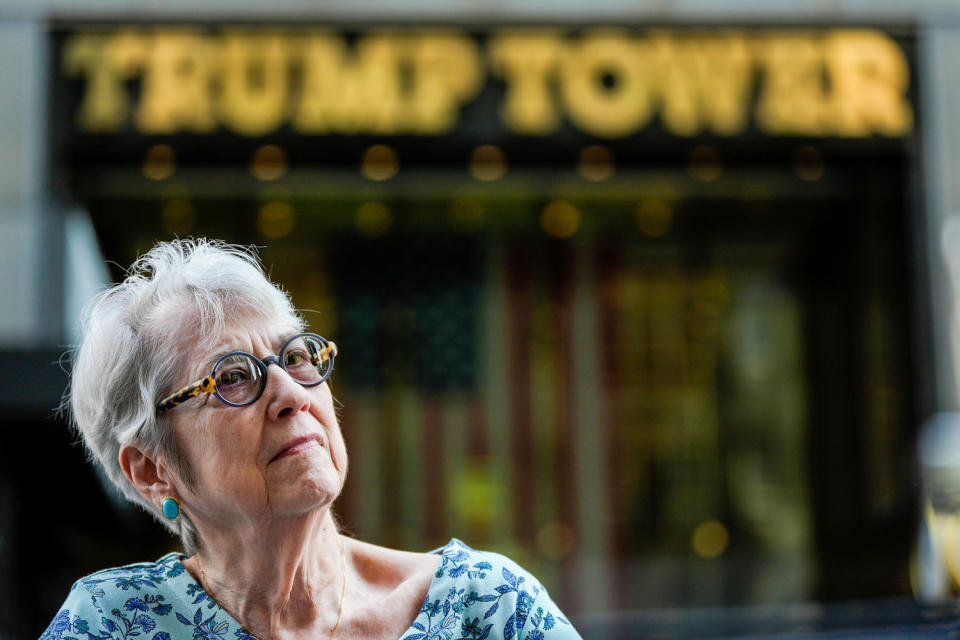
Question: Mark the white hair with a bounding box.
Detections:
[67,238,303,553]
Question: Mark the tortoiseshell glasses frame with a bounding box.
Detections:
[156,332,337,414]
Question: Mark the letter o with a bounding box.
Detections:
[560,31,652,138]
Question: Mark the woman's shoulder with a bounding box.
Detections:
[40,552,211,640]
[431,538,539,588]
[69,552,190,598]
[413,539,580,640]
[76,551,187,582]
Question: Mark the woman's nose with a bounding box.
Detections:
[264,363,311,420]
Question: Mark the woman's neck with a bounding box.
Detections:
[188,509,347,640]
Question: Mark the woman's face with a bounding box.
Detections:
[166,318,347,528]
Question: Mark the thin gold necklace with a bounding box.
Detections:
[197,536,347,638]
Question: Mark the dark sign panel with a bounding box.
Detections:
[54,26,916,171]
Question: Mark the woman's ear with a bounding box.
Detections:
[119,444,176,507]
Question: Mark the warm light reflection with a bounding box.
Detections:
[361,145,399,181]
[577,145,615,181]
[448,198,485,233]
[258,201,295,239]
[692,520,730,559]
[689,145,722,182]
[161,199,195,236]
[355,201,392,237]
[537,521,576,560]
[541,200,580,238]
[468,145,507,181]
[793,145,825,182]
[142,144,176,181]
[251,144,289,181]
[635,199,674,237]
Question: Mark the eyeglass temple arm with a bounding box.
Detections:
[310,341,338,367]
[157,375,217,413]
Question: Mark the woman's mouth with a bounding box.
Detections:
[270,435,323,462]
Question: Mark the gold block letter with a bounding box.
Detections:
[755,33,830,136]
[649,32,753,137]
[824,30,913,137]
[63,32,143,132]
[293,32,403,134]
[218,31,290,136]
[489,31,564,135]
[559,30,653,138]
[407,31,483,134]
[137,30,216,134]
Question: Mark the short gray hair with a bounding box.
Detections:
[68,238,303,553]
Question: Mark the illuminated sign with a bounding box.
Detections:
[63,28,913,138]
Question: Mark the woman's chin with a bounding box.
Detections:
[267,463,343,515]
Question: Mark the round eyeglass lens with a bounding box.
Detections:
[282,334,332,385]
[214,354,265,405]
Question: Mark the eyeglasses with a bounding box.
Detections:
[156,333,337,414]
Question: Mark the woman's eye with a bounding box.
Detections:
[285,350,308,366]
[217,369,249,386]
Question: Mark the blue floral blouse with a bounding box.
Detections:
[40,539,581,640]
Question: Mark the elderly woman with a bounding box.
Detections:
[42,239,580,640]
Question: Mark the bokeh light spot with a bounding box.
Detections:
[537,521,576,560]
[258,201,295,239]
[635,199,674,237]
[251,144,288,181]
[355,201,392,237]
[161,199,195,236]
[692,520,730,559]
[142,145,176,181]
[689,145,722,182]
[361,145,399,181]
[448,198,485,233]
[469,145,507,182]
[541,200,580,239]
[793,145,825,182]
[578,145,615,182]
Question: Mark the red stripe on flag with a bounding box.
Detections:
[506,244,535,547]
[550,243,578,613]
[423,397,445,546]
[597,243,627,611]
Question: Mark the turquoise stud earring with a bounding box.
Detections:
[162,497,180,520]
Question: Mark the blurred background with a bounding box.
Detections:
[9,1,960,639]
